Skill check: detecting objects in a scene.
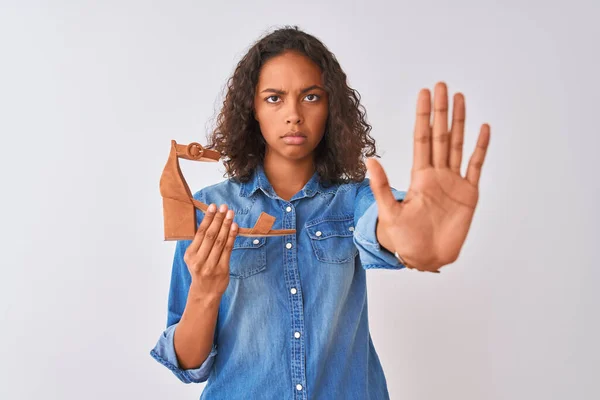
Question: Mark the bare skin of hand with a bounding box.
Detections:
[174,203,238,370]
[183,203,239,296]
[367,82,490,273]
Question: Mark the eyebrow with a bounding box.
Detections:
[260,85,325,95]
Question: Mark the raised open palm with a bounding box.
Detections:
[367,82,490,273]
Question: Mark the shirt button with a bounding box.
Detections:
[253,239,259,245]
[290,288,297,294]
[315,231,322,237]
[296,384,303,391]
[349,226,354,232]
[286,206,292,212]
[294,332,301,338]
[286,243,292,249]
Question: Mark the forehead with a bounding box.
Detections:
[257,51,323,88]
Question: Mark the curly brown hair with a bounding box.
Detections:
[205,25,380,185]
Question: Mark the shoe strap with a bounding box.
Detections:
[249,212,276,235]
[193,200,278,236]
[174,141,220,162]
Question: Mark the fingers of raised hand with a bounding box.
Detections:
[366,158,398,216]
[413,88,432,170]
[413,83,468,173]
[449,93,466,173]
[465,124,491,187]
[432,82,450,168]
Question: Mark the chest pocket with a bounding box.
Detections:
[305,215,358,264]
[228,236,267,279]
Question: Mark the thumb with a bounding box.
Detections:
[366,158,397,215]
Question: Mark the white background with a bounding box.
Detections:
[0,1,598,399]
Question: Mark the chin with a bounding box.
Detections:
[275,147,315,161]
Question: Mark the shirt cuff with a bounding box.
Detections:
[353,190,407,270]
[149,323,217,384]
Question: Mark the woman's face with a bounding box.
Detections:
[253,50,329,163]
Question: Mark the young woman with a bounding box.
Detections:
[150,26,490,399]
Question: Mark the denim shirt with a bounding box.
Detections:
[150,163,407,400]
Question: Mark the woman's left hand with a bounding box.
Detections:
[367,82,490,273]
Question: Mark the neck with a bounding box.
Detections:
[262,152,316,201]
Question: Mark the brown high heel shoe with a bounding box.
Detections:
[160,140,296,240]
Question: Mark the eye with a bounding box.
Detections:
[265,95,280,104]
[305,94,320,102]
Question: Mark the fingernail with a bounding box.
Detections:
[226,210,233,219]
[219,204,227,213]
[208,204,216,213]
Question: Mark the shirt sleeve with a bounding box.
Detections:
[353,178,408,270]
[149,190,218,384]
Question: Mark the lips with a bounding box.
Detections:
[283,131,306,138]
[282,131,307,145]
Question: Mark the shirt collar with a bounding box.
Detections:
[239,163,338,200]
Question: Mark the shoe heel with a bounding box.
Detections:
[162,197,196,241]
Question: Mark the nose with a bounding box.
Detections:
[285,101,303,125]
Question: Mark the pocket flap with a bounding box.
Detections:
[306,216,355,240]
[232,236,266,249]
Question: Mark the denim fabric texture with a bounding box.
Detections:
[150,163,407,399]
